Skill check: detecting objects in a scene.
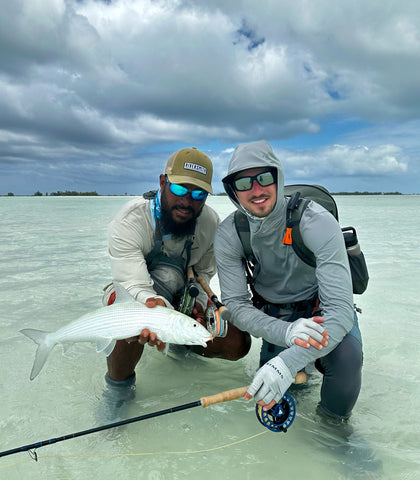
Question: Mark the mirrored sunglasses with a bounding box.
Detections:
[233,171,276,192]
[167,179,208,201]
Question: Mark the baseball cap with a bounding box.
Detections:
[165,147,213,194]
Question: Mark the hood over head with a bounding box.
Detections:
[222,140,285,221]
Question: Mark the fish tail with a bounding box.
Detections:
[20,328,54,380]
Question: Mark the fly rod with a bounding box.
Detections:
[0,377,310,460]
[0,386,248,460]
[0,379,307,460]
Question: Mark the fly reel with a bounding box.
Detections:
[255,393,296,432]
[205,304,228,338]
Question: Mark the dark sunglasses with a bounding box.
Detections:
[233,171,276,192]
[166,177,208,201]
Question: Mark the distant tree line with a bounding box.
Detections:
[215,191,404,196]
[331,191,402,195]
[33,190,99,196]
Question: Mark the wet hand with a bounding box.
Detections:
[145,297,166,308]
[285,316,329,350]
[137,328,166,351]
[125,329,166,351]
[124,298,166,351]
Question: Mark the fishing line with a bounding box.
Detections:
[0,385,297,462]
[0,431,268,471]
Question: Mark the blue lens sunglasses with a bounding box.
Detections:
[166,176,208,201]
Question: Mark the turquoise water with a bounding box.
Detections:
[0,195,419,479]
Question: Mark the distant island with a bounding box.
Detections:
[5,191,100,197]
[37,190,99,196]
[214,191,405,196]
[331,191,403,195]
[3,190,415,197]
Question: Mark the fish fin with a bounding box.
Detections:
[162,343,170,355]
[96,338,116,356]
[113,282,136,304]
[20,329,54,381]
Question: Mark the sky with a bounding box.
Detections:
[1,0,420,196]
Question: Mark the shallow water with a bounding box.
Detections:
[0,194,419,479]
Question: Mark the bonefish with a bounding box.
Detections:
[20,282,212,380]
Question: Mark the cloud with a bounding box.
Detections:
[1,0,419,194]
[280,144,408,179]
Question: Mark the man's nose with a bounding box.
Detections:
[178,193,194,204]
[251,179,265,194]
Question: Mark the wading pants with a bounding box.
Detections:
[258,299,363,420]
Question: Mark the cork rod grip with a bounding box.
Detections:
[200,386,248,408]
[200,373,307,408]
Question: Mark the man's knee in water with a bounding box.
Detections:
[317,334,363,419]
[224,328,252,360]
[190,327,251,360]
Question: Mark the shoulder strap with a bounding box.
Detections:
[146,200,193,274]
[234,210,254,263]
[285,193,316,267]
[234,192,319,270]
[233,210,258,286]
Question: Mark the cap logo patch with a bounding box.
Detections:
[183,162,207,175]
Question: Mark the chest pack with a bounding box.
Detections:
[234,184,369,295]
[143,189,194,303]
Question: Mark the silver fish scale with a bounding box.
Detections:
[48,302,200,345]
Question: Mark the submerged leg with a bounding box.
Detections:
[316,333,363,420]
[106,340,144,382]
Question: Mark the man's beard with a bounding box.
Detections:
[160,191,202,238]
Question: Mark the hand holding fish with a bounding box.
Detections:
[131,297,167,351]
[20,283,213,380]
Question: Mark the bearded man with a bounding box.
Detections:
[101,148,251,416]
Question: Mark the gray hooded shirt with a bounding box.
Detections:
[214,140,355,376]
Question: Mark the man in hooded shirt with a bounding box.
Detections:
[214,140,363,421]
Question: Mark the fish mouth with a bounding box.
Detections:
[202,334,213,346]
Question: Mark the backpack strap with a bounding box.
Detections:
[284,193,316,267]
[234,195,317,275]
[234,210,258,286]
[234,210,254,263]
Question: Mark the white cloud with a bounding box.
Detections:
[1,0,419,193]
[280,144,408,179]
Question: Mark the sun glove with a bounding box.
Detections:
[247,356,293,405]
[285,316,325,347]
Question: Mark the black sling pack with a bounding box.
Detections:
[234,184,369,295]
